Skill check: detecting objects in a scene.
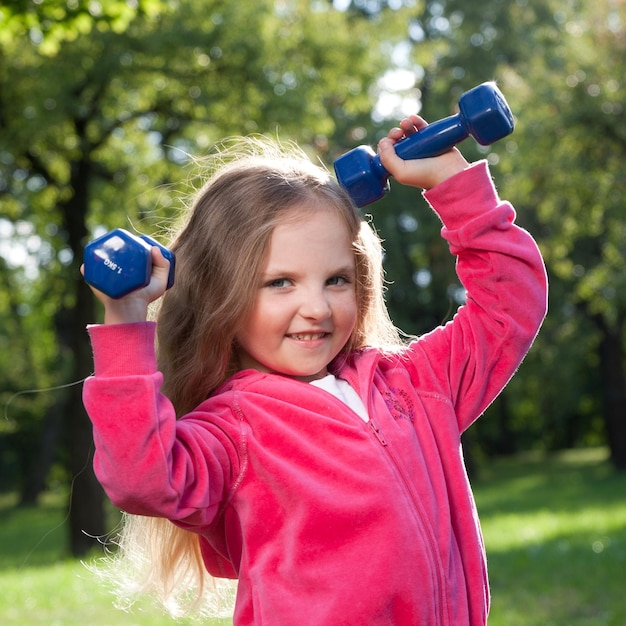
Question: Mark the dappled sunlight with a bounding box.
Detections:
[480,505,626,554]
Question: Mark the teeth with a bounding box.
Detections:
[291,333,326,341]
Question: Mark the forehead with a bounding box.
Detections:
[264,206,355,271]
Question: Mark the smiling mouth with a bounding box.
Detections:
[288,332,328,341]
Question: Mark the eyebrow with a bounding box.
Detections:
[331,265,357,277]
[261,264,356,279]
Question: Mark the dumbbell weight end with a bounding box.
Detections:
[83,228,175,299]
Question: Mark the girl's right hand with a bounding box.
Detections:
[82,246,171,325]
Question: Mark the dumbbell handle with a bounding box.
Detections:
[369,114,471,183]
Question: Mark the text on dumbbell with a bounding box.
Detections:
[103,258,123,274]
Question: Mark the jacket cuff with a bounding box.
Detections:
[423,160,501,230]
[87,322,158,377]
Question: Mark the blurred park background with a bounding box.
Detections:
[0,0,625,624]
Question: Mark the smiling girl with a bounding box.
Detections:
[83,118,547,625]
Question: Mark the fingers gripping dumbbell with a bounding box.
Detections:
[334,82,515,207]
[83,228,175,299]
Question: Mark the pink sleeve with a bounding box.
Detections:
[83,323,241,527]
[413,161,548,431]
[87,322,158,376]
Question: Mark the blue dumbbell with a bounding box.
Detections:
[334,82,515,207]
[83,228,175,299]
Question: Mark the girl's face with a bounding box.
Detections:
[235,204,358,382]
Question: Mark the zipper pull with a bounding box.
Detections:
[370,420,387,446]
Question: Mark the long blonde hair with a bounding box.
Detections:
[95,136,404,618]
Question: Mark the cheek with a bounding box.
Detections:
[336,295,358,330]
[243,297,290,343]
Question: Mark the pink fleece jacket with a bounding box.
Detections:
[83,161,547,625]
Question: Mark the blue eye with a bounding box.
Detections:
[327,275,350,286]
[267,278,290,288]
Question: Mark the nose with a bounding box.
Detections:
[300,287,332,321]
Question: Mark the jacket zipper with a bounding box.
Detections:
[368,418,449,626]
[369,420,387,445]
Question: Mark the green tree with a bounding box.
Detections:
[340,0,626,469]
[506,0,626,469]
[0,0,410,554]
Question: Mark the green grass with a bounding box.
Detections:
[474,448,626,626]
[1,448,625,625]
[0,492,228,625]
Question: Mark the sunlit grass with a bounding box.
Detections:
[0,560,230,625]
[1,448,625,625]
[0,491,227,625]
[474,448,626,626]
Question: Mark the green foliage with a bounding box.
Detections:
[362,0,626,463]
[493,0,626,466]
[0,0,165,56]
[0,0,412,517]
[2,0,400,233]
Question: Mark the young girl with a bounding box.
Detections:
[83,117,547,625]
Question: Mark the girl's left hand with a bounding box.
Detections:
[378,114,470,190]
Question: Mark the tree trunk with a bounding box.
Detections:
[594,314,626,471]
[64,277,107,556]
[60,154,107,557]
[19,404,63,506]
